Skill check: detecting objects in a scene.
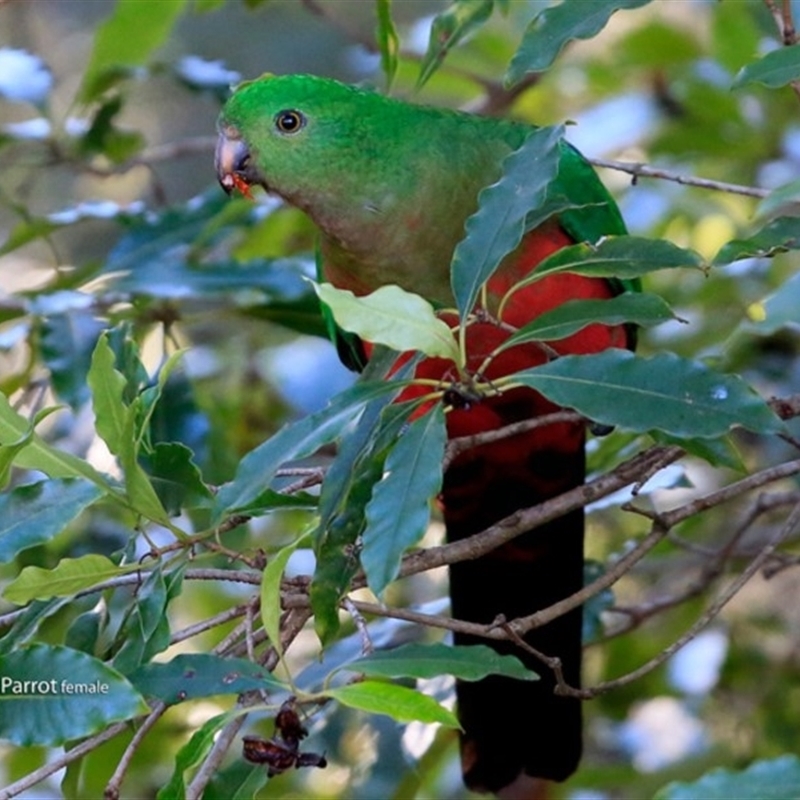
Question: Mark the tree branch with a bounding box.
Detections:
[590,157,770,198]
[0,722,130,800]
[569,499,800,698]
[104,702,169,800]
[762,0,800,102]
[400,444,684,579]
[183,607,312,800]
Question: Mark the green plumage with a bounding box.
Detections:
[218,74,631,304]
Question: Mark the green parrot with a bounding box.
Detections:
[216,73,635,799]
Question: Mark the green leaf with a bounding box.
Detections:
[506,0,652,86]
[510,350,783,438]
[0,392,115,490]
[100,190,320,314]
[652,431,746,471]
[0,479,102,562]
[80,0,188,102]
[0,598,69,657]
[87,333,129,457]
[65,609,104,655]
[361,406,446,596]
[733,44,800,89]
[86,335,170,523]
[105,324,150,404]
[523,236,704,287]
[756,178,800,218]
[205,764,267,800]
[0,644,148,745]
[157,709,240,800]
[213,381,403,520]
[312,450,392,643]
[213,488,317,517]
[79,94,145,163]
[311,512,364,647]
[417,0,495,89]
[740,270,800,336]
[0,405,52,489]
[261,537,307,660]
[147,366,209,463]
[713,216,800,264]
[113,566,183,674]
[376,0,399,88]
[141,442,213,515]
[314,283,459,363]
[0,217,60,256]
[119,430,171,523]
[311,396,413,644]
[38,311,106,409]
[348,643,537,682]
[3,554,137,605]
[318,345,410,499]
[451,125,564,320]
[129,654,285,705]
[324,680,458,728]
[501,292,677,348]
[654,755,800,800]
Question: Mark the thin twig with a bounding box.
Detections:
[495,618,572,694]
[104,702,168,800]
[296,454,800,646]
[184,714,247,800]
[245,599,258,662]
[132,136,218,165]
[463,73,542,116]
[660,458,800,528]
[766,0,800,102]
[515,517,671,637]
[169,603,251,646]
[280,469,326,495]
[515,458,800,635]
[325,520,672,644]
[782,0,798,43]
[590,157,770,198]
[400,444,684,579]
[343,597,374,655]
[765,0,798,44]
[184,608,312,800]
[570,500,800,698]
[0,569,260,631]
[607,491,789,636]
[0,722,129,800]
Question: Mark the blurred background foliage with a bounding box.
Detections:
[1,1,800,798]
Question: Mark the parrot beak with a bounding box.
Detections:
[215,127,259,197]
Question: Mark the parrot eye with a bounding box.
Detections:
[275,110,306,134]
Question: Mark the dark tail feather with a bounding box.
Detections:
[443,418,586,796]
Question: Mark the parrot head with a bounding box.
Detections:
[215,73,381,204]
